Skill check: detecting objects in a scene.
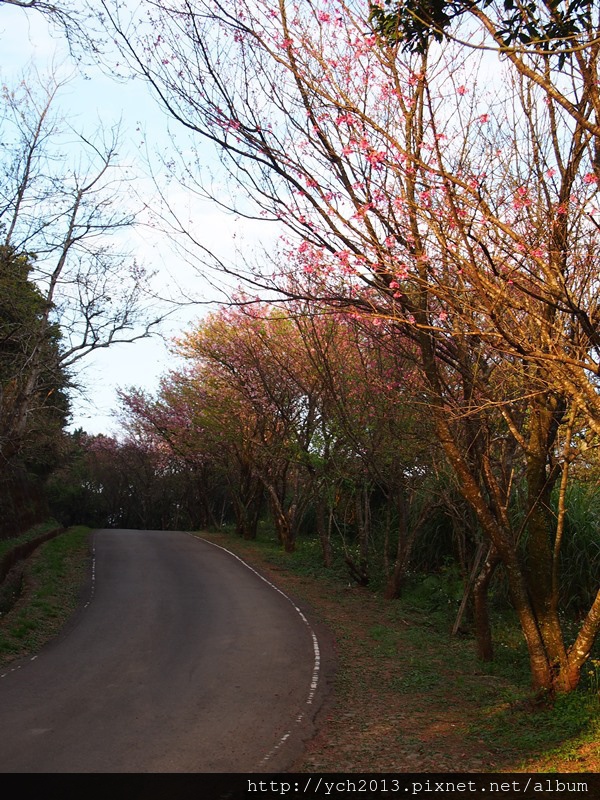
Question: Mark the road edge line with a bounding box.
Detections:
[195,535,322,769]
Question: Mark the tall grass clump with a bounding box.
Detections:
[558,481,600,617]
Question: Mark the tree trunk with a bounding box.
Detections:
[231,463,262,539]
[346,482,370,585]
[314,495,333,567]
[471,546,500,661]
[384,492,410,600]
[264,480,296,552]
[432,407,555,692]
[524,397,570,687]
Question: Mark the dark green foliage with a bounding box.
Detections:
[45,430,110,528]
[369,0,463,52]
[403,563,465,613]
[406,505,457,572]
[47,430,226,531]
[556,482,600,616]
[493,0,593,54]
[0,245,71,537]
[370,0,594,67]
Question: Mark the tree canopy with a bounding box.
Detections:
[370,0,596,63]
[0,245,70,534]
[95,0,600,696]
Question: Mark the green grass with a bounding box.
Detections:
[200,525,600,771]
[0,525,91,667]
[0,520,597,771]
[471,692,600,769]
[0,519,63,562]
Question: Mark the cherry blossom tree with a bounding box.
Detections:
[175,305,330,552]
[100,0,600,694]
[289,306,441,591]
[121,370,264,536]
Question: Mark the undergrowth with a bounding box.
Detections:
[0,519,63,562]
[204,523,600,771]
[0,518,597,771]
[0,525,90,667]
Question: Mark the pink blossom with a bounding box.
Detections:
[457,85,467,96]
[513,187,532,210]
[366,150,386,167]
[583,172,598,184]
[479,114,489,124]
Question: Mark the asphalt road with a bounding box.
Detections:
[0,530,329,773]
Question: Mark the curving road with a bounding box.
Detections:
[0,530,329,773]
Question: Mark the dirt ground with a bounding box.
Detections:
[200,532,599,775]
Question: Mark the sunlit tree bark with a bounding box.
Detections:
[101,0,600,694]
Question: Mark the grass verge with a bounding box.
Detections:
[0,523,597,772]
[197,528,600,773]
[0,525,91,668]
[0,519,63,562]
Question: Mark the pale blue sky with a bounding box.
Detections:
[1,2,251,436]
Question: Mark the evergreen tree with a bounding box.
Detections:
[0,244,70,535]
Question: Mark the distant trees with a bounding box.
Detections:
[99,0,600,695]
[47,429,222,531]
[118,303,445,584]
[178,306,333,553]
